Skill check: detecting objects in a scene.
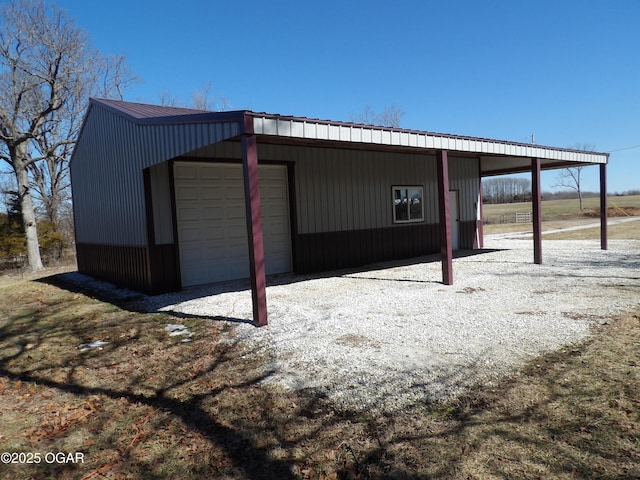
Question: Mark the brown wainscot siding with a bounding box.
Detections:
[76,243,180,295]
[295,223,440,273]
[459,220,480,250]
[146,243,180,294]
[76,243,150,293]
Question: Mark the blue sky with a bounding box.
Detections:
[57,0,639,193]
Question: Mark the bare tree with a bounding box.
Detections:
[190,81,231,111]
[552,144,595,211]
[157,90,182,107]
[29,54,134,232]
[350,104,405,128]
[0,0,136,270]
[160,82,231,111]
[482,176,531,204]
[553,167,586,210]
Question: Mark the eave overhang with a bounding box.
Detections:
[248,112,609,176]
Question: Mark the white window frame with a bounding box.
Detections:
[392,186,424,224]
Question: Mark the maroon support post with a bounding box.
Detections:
[600,163,608,250]
[531,158,542,265]
[241,115,268,327]
[477,179,484,249]
[436,150,453,285]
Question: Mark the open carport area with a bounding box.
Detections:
[140,237,640,413]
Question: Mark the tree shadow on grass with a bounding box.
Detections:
[0,284,299,478]
[0,271,499,479]
[5,261,636,479]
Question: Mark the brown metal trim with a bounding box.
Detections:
[482,160,604,177]
[287,163,299,272]
[141,166,181,294]
[143,167,156,281]
[600,164,608,250]
[174,155,295,167]
[174,157,242,165]
[532,158,543,264]
[241,114,268,327]
[459,221,479,250]
[436,150,453,285]
[478,177,484,248]
[168,159,182,288]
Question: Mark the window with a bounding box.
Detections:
[392,186,424,223]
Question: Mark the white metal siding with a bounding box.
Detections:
[251,115,608,165]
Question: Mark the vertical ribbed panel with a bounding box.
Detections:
[449,156,481,223]
[71,106,241,246]
[186,142,482,238]
[292,148,439,234]
[149,162,174,244]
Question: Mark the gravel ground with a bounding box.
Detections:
[134,238,639,412]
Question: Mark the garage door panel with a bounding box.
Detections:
[226,205,246,219]
[175,187,198,201]
[175,162,291,287]
[174,165,197,179]
[201,229,225,243]
[177,207,199,221]
[201,206,224,220]
[225,217,246,229]
[181,245,205,262]
[201,187,223,201]
[178,227,202,243]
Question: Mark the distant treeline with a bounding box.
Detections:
[541,189,640,200]
[482,177,532,204]
[482,177,639,204]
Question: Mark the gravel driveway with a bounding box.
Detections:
[142,237,640,413]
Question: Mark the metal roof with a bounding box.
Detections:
[86,99,609,172]
[248,112,609,167]
[95,98,211,118]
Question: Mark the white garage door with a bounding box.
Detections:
[174,162,292,287]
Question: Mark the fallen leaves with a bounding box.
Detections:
[24,398,98,441]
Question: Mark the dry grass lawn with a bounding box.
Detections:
[1,268,639,479]
[484,218,640,241]
[483,195,640,241]
[482,194,640,224]
[542,219,640,241]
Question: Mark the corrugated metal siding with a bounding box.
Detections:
[71,105,241,246]
[72,106,145,244]
[449,156,481,223]
[149,162,174,244]
[291,147,439,235]
[183,142,481,237]
[76,243,150,292]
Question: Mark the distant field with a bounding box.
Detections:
[482,195,640,240]
[483,195,640,224]
[542,219,640,241]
